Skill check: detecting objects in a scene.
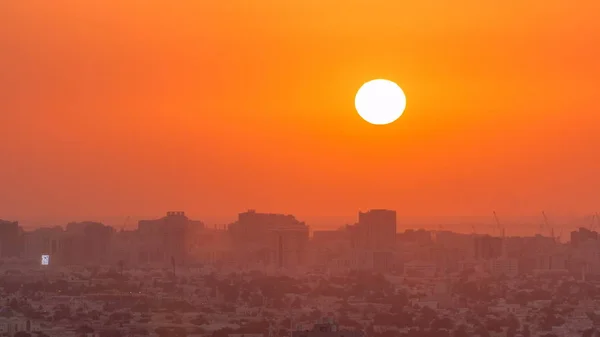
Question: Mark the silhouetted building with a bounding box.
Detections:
[397,229,432,245]
[535,253,568,271]
[404,260,437,277]
[312,230,347,243]
[228,210,308,265]
[110,229,139,265]
[191,227,232,265]
[571,227,598,247]
[372,251,394,272]
[23,226,64,263]
[62,221,114,265]
[490,257,519,277]
[0,220,22,258]
[474,235,503,260]
[137,211,204,265]
[349,209,396,252]
[270,226,309,268]
[229,210,304,245]
[309,229,351,267]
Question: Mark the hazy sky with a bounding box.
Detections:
[1,1,600,226]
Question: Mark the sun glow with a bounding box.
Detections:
[355,79,406,125]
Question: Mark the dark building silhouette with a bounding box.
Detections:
[474,235,503,260]
[229,210,304,245]
[0,220,22,258]
[62,222,114,265]
[23,226,64,263]
[397,229,432,245]
[228,210,309,266]
[22,222,114,266]
[348,209,396,252]
[372,251,394,272]
[137,211,204,265]
[571,227,598,247]
[270,226,309,268]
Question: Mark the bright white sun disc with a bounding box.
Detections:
[354,79,406,125]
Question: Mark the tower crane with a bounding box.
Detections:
[542,211,559,243]
[493,211,508,258]
[493,211,505,238]
[591,213,599,231]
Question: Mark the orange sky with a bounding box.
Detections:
[1,1,600,227]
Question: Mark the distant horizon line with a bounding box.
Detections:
[7,212,598,237]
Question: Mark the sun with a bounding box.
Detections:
[354,79,406,125]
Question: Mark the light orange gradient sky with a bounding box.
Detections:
[1,1,599,226]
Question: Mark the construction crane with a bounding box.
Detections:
[493,211,507,257]
[542,211,559,243]
[493,211,505,238]
[591,213,599,231]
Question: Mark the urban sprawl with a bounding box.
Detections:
[1,210,600,337]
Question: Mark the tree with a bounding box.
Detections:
[582,328,597,337]
[212,328,233,337]
[9,298,20,311]
[421,306,437,321]
[452,324,468,337]
[431,317,454,330]
[522,324,531,337]
[191,315,209,326]
[156,327,187,337]
[432,330,451,337]
[52,304,71,321]
[507,314,520,331]
[14,332,32,337]
[76,325,94,334]
[474,325,490,337]
[99,330,122,337]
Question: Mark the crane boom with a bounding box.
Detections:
[592,213,600,231]
[542,211,560,242]
[493,211,504,237]
[542,211,549,227]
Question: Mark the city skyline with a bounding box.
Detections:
[6,209,600,241]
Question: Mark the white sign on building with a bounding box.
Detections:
[41,255,50,266]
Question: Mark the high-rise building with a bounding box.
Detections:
[23,226,64,263]
[372,251,394,272]
[349,209,396,252]
[489,257,519,277]
[229,210,305,246]
[474,235,503,260]
[228,210,308,265]
[270,226,309,268]
[137,211,204,265]
[571,227,599,247]
[62,221,114,265]
[309,229,351,267]
[0,220,22,258]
